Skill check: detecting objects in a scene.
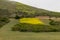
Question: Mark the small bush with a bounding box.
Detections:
[15,15,20,19]
[0,17,10,28]
[0,17,9,23]
[49,19,60,26]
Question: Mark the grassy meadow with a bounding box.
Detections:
[0,32,60,40]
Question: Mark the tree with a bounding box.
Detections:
[15,14,20,19]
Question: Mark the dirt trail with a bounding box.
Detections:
[0,19,18,32]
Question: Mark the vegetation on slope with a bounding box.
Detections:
[12,23,60,32]
[16,2,60,17]
[0,0,60,32]
[12,18,60,32]
[0,17,9,28]
[0,1,60,18]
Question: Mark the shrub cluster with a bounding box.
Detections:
[12,23,60,32]
[0,17,9,28]
[49,19,60,25]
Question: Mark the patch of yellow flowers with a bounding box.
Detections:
[19,18,44,24]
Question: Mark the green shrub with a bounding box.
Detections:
[15,15,20,19]
[0,17,9,23]
[0,17,9,28]
[12,23,60,32]
[12,26,20,31]
[49,19,60,25]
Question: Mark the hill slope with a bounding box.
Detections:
[0,1,60,17]
[16,2,60,17]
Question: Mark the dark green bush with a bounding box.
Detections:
[0,17,9,28]
[0,17,9,23]
[11,23,60,32]
[15,15,20,19]
[12,26,20,31]
[49,19,60,25]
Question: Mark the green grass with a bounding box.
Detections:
[0,32,60,40]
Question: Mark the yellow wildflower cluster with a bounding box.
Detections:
[19,18,44,24]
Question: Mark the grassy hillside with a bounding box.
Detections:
[0,1,16,17]
[16,2,60,17]
[0,1,60,18]
[0,1,60,40]
[0,1,60,28]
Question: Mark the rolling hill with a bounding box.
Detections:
[0,1,60,17]
[16,2,60,17]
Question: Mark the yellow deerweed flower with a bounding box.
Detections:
[19,18,44,24]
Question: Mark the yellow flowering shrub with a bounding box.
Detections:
[19,18,44,24]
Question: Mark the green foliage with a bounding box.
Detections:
[49,19,60,25]
[15,15,20,19]
[12,26,20,31]
[16,2,60,17]
[0,1,60,18]
[12,23,60,32]
[0,17,9,22]
[0,17,9,28]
